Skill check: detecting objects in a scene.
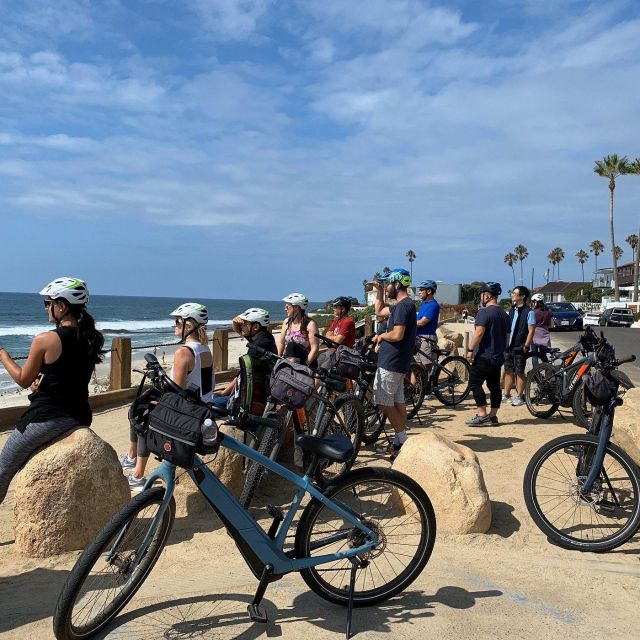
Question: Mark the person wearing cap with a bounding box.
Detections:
[369,268,417,460]
[211,308,276,408]
[503,286,536,406]
[122,302,214,491]
[0,277,105,505]
[465,282,510,426]
[325,297,356,349]
[415,280,440,378]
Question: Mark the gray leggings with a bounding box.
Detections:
[0,416,80,505]
[130,426,149,458]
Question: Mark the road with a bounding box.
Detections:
[551,326,640,385]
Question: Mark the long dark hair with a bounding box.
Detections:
[66,304,105,365]
[287,308,310,332]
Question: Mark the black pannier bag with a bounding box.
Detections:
[335,345,364,379]
[269,359,315,409]
[584,369,617,406]
[146,392,217,468]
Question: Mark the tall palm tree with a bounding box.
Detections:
[554,247,566,280]
[614,245,623,261]
[406,249,416,280]
[382,267,391,276]
[594,154,630,300]
[589,240,605,282]
[514,244,528,284]
[373,271,382,280]
[575,250,589,282]
[628,158,640,302]
[547,250,557,281]
[362,279,369,304]
[504,252,518,287]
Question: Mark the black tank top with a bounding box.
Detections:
[16,327,93,430]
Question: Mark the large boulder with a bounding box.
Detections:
[173,424,245,517]
[392,432,492,534]
[14,428,130,558]
[612,387,640,467]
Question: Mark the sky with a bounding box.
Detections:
[1,0,639,301]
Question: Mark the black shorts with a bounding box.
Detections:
[504,350,526,374]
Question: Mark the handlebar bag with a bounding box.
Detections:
[584,369,617,406]
[146,392,216,468]
[335,345,364,380]
[269,359,315,409]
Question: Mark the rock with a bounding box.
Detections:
[612,387,640,467]
[392,432,492,534]
[437,327,465,348]
[173,424,245,517]
[14,428,130,558]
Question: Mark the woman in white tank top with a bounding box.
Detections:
[123,302,214,491]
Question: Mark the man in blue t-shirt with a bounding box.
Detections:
[415,280,440,377]
[370,268,417,461]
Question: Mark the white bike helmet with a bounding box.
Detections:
[239,308,270,327]
[39,277,90,305]
[170,302,209,325]
[531,293,544,302]
[282,293,308,310]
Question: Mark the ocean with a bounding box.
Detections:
[0,292,319,393]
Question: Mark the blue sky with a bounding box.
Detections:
[1,0,639,300]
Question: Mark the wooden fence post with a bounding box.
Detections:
[212,329,229,373]
[364,315,373,337]
[110,337,131,390]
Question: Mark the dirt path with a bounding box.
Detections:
[1,394,639,639]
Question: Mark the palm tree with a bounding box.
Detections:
[628,158,640,302]
[575,250,589,282]
[362,279,369,304]
[406,249,416,280]
[514,244,528,284]
[552,247,565,280]
[382,267,391,276]
[547,250,557,281]
[589,240,604,282]
[626,233,638,302]
[504,252,518,287]
[614,245,623,261]
[373,271,382,280]
[594,154,630,300]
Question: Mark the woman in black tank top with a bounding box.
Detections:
[0,277,104,504]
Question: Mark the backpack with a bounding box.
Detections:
[269,359,315,409]
[228,354,272,416]
[335,345,364,380]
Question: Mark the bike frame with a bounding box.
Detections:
[542,352,597,401]
[121,430,377,581]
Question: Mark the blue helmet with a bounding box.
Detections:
[418,280,437,292]
[386,268,411,287]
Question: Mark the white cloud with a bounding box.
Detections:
[191,0,273,40]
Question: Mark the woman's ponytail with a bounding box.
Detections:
[69,305,105,365]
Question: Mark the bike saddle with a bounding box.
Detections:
[434,348,450,357]
[295,434,354,463]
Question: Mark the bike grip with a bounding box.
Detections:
[616,355,636,365]
[239,413,279,430]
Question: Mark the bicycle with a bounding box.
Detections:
[523,353,640,552]
[233,345,364,507]
[53,354,436,640]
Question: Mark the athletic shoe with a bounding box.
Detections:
[293,445,304,468]
[501,394,510,402]
[466,414,491,426]
[119,453,136,470]
[376,442,403,461]
[511,396,525,407]
[489,416,499,425]
[128,475,146,492]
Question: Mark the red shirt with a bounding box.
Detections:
[327,316,356,348]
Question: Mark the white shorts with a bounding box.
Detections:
[373,367,405,406]
[415,336,436,366]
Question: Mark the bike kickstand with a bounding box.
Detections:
[247,564,273,624]
[345,559,367,639]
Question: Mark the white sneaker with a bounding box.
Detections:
[128,475,146,492]
[501,394,510,402]
[119,453,136,470]
[511,396,525,407]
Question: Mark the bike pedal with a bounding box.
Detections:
[247,603,269,623]
[597,500,616,513]
[267,505,284,539]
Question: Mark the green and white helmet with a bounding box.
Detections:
[39,277,89,305]
[239,307,270,327]
[170,302,208,325]
[282,292,308,310]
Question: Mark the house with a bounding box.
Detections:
[594,261,638,289]
[534,281,584,303]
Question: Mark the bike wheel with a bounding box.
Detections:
[295,467,436,606]
[314,396,364,485]
[523,434,640,552]
[405,363,425,420]
[362,402,386,445]
[573,371,635,430]
[53,487,175,640]
[524,363,560,418]
[432,356,471,406]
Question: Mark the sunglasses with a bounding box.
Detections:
[174,318,184,326]
[43,300,54,308]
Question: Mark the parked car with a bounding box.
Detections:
[547,302,584,331]
[599,307,633,327]
[582,311,602,327]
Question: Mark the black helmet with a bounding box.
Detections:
[128,387,161,435]
[332,296,352,312]
[584,369,616,406]
[479,281,502,298]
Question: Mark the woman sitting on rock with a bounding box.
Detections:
[0,277,104,505]
[121,302,214,491]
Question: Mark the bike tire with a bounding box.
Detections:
[314,396,365,485]
[53,487,175,640]
[238,422,282,509]
[524,363,560,418]
[295,466,436,606]
[432,355,471,406]
[361,403,386,445]
[405,363,425,420]
[523,434,640,552]
[572,371,635,430]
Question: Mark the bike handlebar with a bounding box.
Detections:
[315,332,341,349]
[616,355,636,366]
